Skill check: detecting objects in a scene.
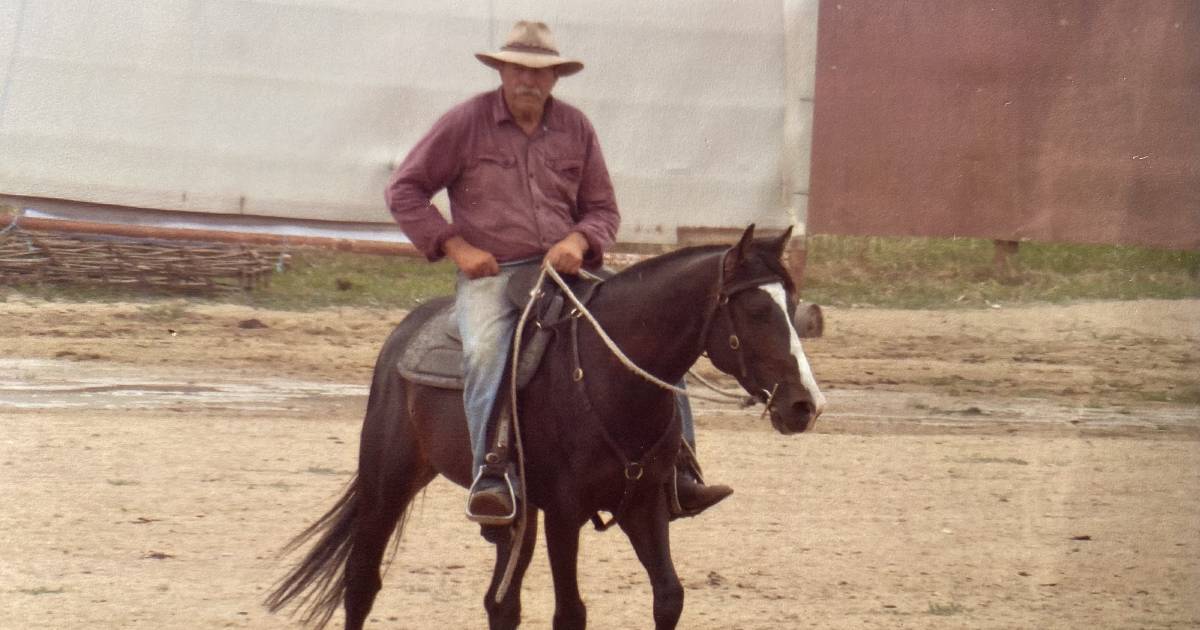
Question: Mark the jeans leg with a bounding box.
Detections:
[675,377,696,451]
[456,270,520,473]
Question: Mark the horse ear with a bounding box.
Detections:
[724,224,756,276]
[772,225,794,260]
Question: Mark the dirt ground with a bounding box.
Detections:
[1,296,1198,629]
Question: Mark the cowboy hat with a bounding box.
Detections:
[475,21,584,77]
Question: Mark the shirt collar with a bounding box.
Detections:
[490,87,558,131]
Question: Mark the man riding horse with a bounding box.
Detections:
[386,20,731,526]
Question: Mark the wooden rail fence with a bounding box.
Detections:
[1,216,285,292]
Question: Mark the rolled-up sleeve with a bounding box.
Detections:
[385,106,470,261]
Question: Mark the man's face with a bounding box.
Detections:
[499,62,558,115]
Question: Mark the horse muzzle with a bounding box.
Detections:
[766,384,824,435]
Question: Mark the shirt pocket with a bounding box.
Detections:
[461,151,519,207]
[469,151,516,173]
[545,156,585,205]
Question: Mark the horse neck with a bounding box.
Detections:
[589,250,722,384]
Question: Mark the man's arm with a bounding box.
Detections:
[444,235,500,279]
[385,106,471,262]
[568,120,620,267]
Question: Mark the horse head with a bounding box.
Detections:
[703,224,826,434]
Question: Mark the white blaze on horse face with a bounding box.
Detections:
[761,284,827,416]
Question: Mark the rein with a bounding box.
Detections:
[551,255,786,410]
[545,258,767,406]
[492,251,783,601]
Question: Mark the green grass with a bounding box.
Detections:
[927,601,967,616]
[131,301,192,322]
[1137,383,1200,405]
[233,251,456,310]
[2,235,1196,311]
[18,586,66,596]
[801,235,1200,309]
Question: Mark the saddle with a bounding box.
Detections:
[397,266,611,390]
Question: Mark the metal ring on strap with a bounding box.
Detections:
[625,462,645,480]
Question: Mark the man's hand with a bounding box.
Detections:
[544,232,589,275]
[444,236,499,279]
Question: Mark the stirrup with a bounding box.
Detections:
[670,442,700,517]
[668,466,686,516]
[465,466,518,526]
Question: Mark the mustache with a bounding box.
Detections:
[514,86,545,99]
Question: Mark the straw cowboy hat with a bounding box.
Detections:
[475,21,584,77]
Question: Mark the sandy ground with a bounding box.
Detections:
[1,296,1198,629]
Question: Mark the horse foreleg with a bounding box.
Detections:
[619,491,684,630]
[484,509,540,630]
[544,511,587,630]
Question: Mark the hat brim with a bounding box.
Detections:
[476,51,584,77]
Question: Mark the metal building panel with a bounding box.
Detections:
[0,0,492,222]
[0,0,816,244]
[809,0,1200,250]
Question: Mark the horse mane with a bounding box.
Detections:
[605,244,727,288]
[606,238,794,293]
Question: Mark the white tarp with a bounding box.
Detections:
[0,0,817,244]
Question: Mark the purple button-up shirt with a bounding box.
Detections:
[386,89,620,267]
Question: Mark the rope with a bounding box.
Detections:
[684,368,757,406]
[543,264,754,405]
[493,260,754,602]
[581,264,746,403]
[492,265,545,602]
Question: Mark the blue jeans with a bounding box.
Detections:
[456,262,698,476]
[456,263,525,474]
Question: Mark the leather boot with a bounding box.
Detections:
[670,463,733,519]
[667,439,729,518]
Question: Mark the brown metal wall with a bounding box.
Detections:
[808,1,1200,250]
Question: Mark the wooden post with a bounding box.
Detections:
[992,239,1020,282]
[784,235,809,292]
[785,234,823,338]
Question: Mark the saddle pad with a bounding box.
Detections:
[397,302,468,389]
[398,267,612,391]
[396,299,554,391]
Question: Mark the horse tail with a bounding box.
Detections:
[263,474,364,628]
[266,307,442,629]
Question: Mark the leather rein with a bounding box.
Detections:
[560,248,786,530]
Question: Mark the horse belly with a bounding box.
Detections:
[407,383,474,488]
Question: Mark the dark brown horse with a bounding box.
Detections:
[265,225,825,629]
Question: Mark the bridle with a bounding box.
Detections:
[697,249,794,415]
[492,249,792,598]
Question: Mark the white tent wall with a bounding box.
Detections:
[0,0,818,246]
